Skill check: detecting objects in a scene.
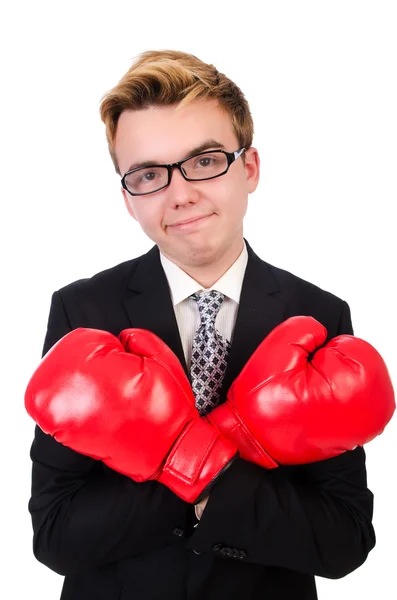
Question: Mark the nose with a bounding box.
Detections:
[166,166,200,208]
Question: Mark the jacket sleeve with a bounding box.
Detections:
[187,301,376,579]
[28,291,189,576]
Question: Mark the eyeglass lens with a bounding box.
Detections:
[124,151,229,195]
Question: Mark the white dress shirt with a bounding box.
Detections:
[159,241,248,371]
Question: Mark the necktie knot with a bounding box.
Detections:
[190,290,225,328]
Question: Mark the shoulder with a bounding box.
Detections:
[268,261,344,305]
[247,241,344,305]
[56,251,149,301]
[48,247,158,331]
[267,261,351,335]
[245,241,350,335]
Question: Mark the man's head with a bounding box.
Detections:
[100,50,260,277]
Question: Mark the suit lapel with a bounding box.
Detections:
[122,245,189,377]
[221,241,288,393]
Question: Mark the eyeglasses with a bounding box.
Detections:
[121,147,246,196]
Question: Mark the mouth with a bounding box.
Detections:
[167,213,215,231]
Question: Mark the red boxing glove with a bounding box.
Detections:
[24,328,237,503]
[206,316,395,467]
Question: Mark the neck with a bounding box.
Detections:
[163,237,245,289]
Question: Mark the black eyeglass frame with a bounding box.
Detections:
[121,147,246,196]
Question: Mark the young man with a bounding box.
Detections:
[27,50,378,600]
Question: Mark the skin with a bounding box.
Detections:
[195,495,209,519]
[115,99,260,288]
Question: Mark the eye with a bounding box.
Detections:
[124,167,168,193]
[140,171,158,182]
[197,157,215,167]
[193,154,220,169]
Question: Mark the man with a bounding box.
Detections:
[27,50,378,599]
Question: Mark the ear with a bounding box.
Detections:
[244,147,260,193]
[122,188,137,220]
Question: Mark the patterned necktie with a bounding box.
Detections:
[189,290,232,416]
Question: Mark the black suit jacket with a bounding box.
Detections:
[28,240,375,600]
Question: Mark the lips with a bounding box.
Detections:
[168,214,213,227]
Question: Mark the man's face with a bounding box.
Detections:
[114,99,260,269]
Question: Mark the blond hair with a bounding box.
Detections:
[99,50,254,174]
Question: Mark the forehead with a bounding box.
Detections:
[114,99,238,172]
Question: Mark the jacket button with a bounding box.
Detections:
[221,547,232,557]
[212,544,222,553]
[238,550,246,559]
[172,528,184,537]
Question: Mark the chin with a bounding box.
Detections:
[187,242,225,263]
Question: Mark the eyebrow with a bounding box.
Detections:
[126,139,226,172]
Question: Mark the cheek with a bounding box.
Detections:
[127,198,148,221]
[134,209,151,228]
[134,205,164,232]
[210,176,243,203]
[222,180,248,212]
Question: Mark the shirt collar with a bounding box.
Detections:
[159,240,248,306]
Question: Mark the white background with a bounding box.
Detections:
[2,1,396,598]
